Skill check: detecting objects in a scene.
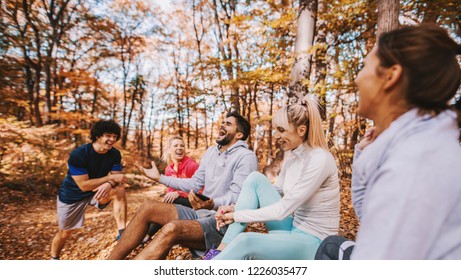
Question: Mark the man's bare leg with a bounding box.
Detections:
[107,200,178,259]
[110,186,127,230]
[134,220,206,260]
[50,229,74,259]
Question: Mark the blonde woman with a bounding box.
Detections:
[205,97,340,260]
[144,135,200,242]
[161,135,200,207]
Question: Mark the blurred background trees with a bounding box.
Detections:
[0,0,460,195]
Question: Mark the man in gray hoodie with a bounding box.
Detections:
[108,111,258,259]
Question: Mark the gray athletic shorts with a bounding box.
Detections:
[175,204,227,252]
[57,195,110,230]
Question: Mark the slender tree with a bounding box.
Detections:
[377,0,399,36]
[288,0,317,104]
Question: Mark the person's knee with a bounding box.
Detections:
[156,221,181,242]
[243,172,265,189]
[231,232,254,248]
[113,186,126,201]
[223,233,256,258]
[136,200,176,225]
[246,171,264,182]
[60,229,73,240]
[138,199,159,215]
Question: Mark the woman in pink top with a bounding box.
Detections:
[162,135,200,207]
[144,135,200,242]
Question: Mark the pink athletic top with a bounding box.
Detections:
[165,156,200,198]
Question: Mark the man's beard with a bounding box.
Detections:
[216,132,235,146]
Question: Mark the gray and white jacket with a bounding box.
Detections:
[352,109,461,259]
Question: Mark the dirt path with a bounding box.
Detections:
[0,184,183,260]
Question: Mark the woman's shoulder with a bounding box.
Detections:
[181,157,200,172]
[308,146,333,158]
[308,147,337,168]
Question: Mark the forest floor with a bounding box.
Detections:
[0,179,358,260]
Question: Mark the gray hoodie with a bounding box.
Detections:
[159,140,258,209]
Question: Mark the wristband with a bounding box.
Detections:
[107,180,115,187]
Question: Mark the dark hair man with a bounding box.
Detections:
[51,119,128,260]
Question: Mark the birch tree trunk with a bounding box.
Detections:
[288,0,317,104]
[264,0,318,180]
[377,0,399,36]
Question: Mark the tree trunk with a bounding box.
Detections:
[121,56,129,148]
[186,95,190,148]
[146,90,157,160]
[24,60,36,125]
[44,51,53,123]
[91,77,98,116]
[204,106,209,149]
[159,119,165,160]
[137,83,146,153]
[377,0,399,36]
[43,0,76,123]
[212,0,240,112]
[288,0,317,104]
[313,0,327,120]
[122,75,144,147]
[33,57,43,126]
[192,0,204,61]
[176,89,183,137]
[195,112,199,149]
[21,1,44,126]
[265,0,318,177]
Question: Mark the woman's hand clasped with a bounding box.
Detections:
[215,205,235,230]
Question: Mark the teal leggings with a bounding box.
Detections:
[214,172,321,260]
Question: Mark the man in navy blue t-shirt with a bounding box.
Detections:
[50,119,128,260]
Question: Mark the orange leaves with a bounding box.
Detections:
[0,119,71,194]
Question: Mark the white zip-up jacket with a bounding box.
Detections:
[234,144,340,240]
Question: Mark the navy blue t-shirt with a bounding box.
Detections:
[58,143,122,204]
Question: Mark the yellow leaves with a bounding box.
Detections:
[268,10,296,30]
[232,14,251,25]
[266,71,289,84]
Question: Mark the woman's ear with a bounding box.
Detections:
[297,125,307,138]
[383,64,403,91]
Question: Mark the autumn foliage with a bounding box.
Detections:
[0,0,459,259]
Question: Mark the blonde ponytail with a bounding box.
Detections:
[300,96,328,149]
[272,96,328,150]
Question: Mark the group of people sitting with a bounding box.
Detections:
[51,23,461,260]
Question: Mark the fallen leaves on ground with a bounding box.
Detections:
[0,177,358,260]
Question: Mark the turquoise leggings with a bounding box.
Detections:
[214,172,321,260]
